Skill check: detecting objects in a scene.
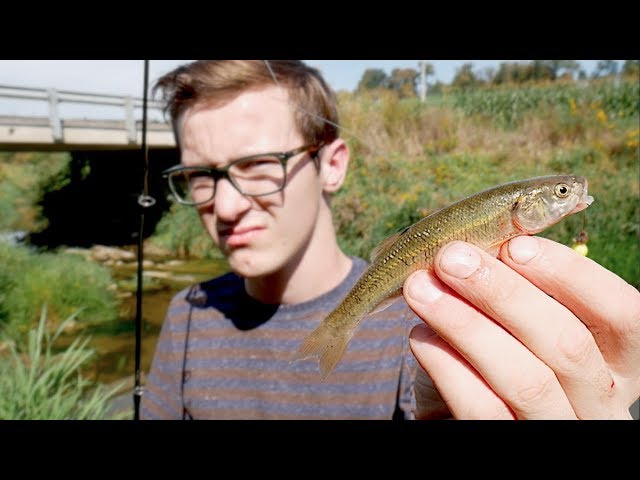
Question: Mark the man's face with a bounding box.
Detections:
[177,86,325,278]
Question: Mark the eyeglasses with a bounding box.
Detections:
[162,144,322,206]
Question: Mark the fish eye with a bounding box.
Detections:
[555,183,570,197]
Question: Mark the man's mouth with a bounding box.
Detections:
[218,226,265,247]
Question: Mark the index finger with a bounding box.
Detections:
[501,235,640,382]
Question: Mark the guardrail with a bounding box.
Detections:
[0,84,169,144]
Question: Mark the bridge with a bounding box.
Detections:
[0,84,176,151]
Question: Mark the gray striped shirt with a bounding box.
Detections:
[141,257,421,420]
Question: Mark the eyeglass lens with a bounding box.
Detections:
[169,155,286,204]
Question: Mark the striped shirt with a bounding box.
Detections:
[141,257,422,420]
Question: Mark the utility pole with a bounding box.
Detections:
[419,60,427,102]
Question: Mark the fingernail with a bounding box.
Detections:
[410,324,438,342]
[439,242,481,279]
[508,236,540,264]
[406,270,445,304]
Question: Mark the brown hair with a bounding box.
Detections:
[153,60,340,147]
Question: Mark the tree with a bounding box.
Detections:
[357,68,388,92]
[477,66,497,84]
[592,60,619,79]
[428,81,446,96]
[530,61,555,82]
[451,63,479,89]
[388,68,418,98]
[622,60,639,78]
[547,60,580,80]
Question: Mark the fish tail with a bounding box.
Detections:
[291,318,356,380]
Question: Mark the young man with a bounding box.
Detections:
[142,60,639,420]
[140,60,432,419]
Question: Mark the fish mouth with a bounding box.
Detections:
[573,179,594,213]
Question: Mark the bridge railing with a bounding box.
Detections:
[0,84,170,144]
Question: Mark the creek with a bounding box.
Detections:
[64,247,230,396]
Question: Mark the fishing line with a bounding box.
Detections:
[578,210,588,242]
[133,59,155,420]
[572,210,589,256]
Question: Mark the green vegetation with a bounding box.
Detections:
[150,201,224,259]
[0,241,119,340]
[0,151,72,232]
[355,60,640,99]
[0,306,125,420]
[444,79,640,129]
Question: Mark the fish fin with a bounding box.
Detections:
[370,226,409,262]
[291,321,356,381]
[369,290,402,314]
[483,243,502,258]
[483,233,521,258]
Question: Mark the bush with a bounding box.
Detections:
[149,201,223,259]
[0,241,119,339]
[0,152,71,232]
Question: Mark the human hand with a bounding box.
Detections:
[404,236,640,420]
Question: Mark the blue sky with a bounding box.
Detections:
[0,60,607,94]
[0,60,610,117]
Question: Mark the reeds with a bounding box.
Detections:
[0,305,125,420]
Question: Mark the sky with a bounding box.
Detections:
[0,60,608,118]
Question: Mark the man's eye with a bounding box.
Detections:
[242,158,278,169]
[188,172,213,187]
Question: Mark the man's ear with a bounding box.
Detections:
[319,138,349,193]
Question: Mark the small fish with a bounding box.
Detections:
[292,175,594,379]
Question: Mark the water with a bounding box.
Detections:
[77,256,229,389]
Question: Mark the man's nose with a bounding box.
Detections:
[213,177,251,221]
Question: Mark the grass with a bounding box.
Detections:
[0,240,120,341]
[0,305,126,420]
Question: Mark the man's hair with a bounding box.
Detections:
[153,60,340,147]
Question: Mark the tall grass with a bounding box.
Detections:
[443,78,639,129]
[0,305,125,420]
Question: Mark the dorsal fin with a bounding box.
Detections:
[370,225,410,262]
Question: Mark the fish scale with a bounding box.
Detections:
[292,175,594,379]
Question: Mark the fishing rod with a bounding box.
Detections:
[133,59,156,419]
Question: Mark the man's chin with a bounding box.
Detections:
[226,252,276,279]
